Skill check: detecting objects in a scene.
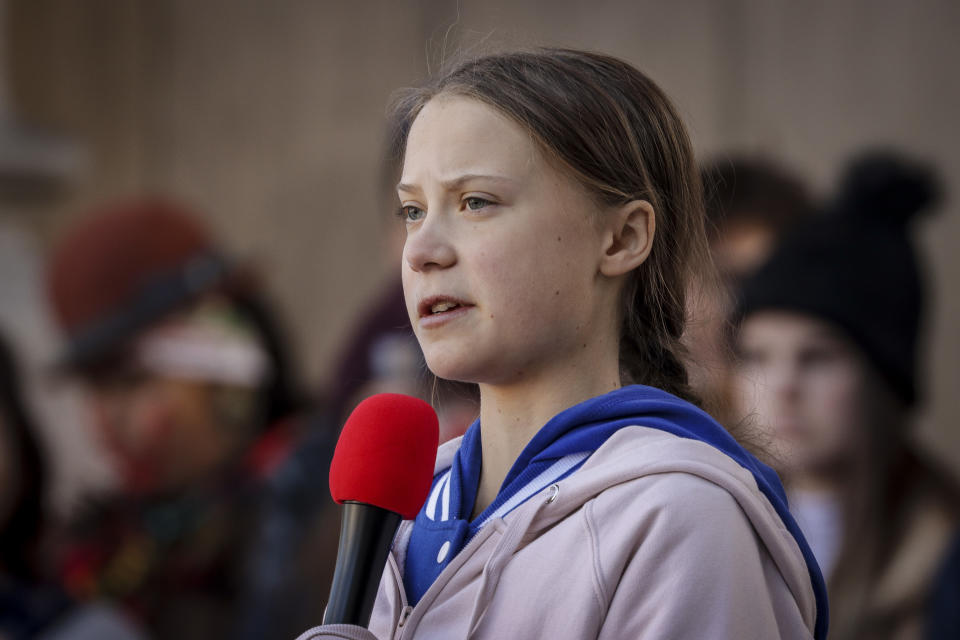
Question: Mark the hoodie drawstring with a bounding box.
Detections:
[465,486,555,638]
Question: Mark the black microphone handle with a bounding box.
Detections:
[323,501,402,627]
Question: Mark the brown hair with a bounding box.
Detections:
[701,154,813,242]
[390,48,712,405]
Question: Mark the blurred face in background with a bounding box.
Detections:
[84,301,266,495]
[87,374,239,495]
[733,311,869,479]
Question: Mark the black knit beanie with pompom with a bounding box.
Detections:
[736,150,942,407]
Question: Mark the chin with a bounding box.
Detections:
[422,347,492,385]
[424,358,480,384]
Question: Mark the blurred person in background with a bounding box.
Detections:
[1,333,144,639]
[685,155,813,423]
[733,151,960,639]
[43,199,339,640]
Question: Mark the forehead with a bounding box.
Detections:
[401,95,540,182]
[741,311,847,345]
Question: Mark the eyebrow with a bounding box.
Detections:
[396,173,516,193]
[807,329,848,346]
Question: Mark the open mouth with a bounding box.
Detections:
[431,301,460,313]
[418,296,473,319]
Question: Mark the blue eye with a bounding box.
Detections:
[465,197,491,211]
[398,205,425,222]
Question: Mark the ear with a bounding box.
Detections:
[599,200,656,277]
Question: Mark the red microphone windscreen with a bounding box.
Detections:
[329,393,439,520]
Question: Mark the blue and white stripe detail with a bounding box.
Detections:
[424,469,452,522]
[424,451,590,528]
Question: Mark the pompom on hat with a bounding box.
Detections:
[736,150,942,407]
[47,198,244,373]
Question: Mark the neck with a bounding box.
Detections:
[470,348,621,519]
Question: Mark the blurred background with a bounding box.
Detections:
[5,0,956,511]
[0,1,958,637]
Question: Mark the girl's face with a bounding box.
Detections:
[398,96,615,386]
[733,311,868,476]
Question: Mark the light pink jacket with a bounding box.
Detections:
[296,426,819,639]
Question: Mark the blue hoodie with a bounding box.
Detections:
[403,384,828,639]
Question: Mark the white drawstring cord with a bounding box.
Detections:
[465,485,558,638]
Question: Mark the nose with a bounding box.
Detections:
[766,359,801,406]
[404,215,457,272]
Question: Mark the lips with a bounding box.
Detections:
[416,295,475,329]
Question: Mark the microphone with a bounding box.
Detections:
[323,393,439,627]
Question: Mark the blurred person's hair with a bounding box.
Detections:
[701,154,814,241]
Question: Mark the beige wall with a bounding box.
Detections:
[5,0,959,504]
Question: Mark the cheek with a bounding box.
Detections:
[476,235,589,319]
[401,267,424,337]
[125,388,174,449]
[478,255,567,346]
[112,382,196,459]
[804,369,865,450]
[474,247,520,301]
[400,253,413,304]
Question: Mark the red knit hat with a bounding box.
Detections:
[47,199,234,371]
